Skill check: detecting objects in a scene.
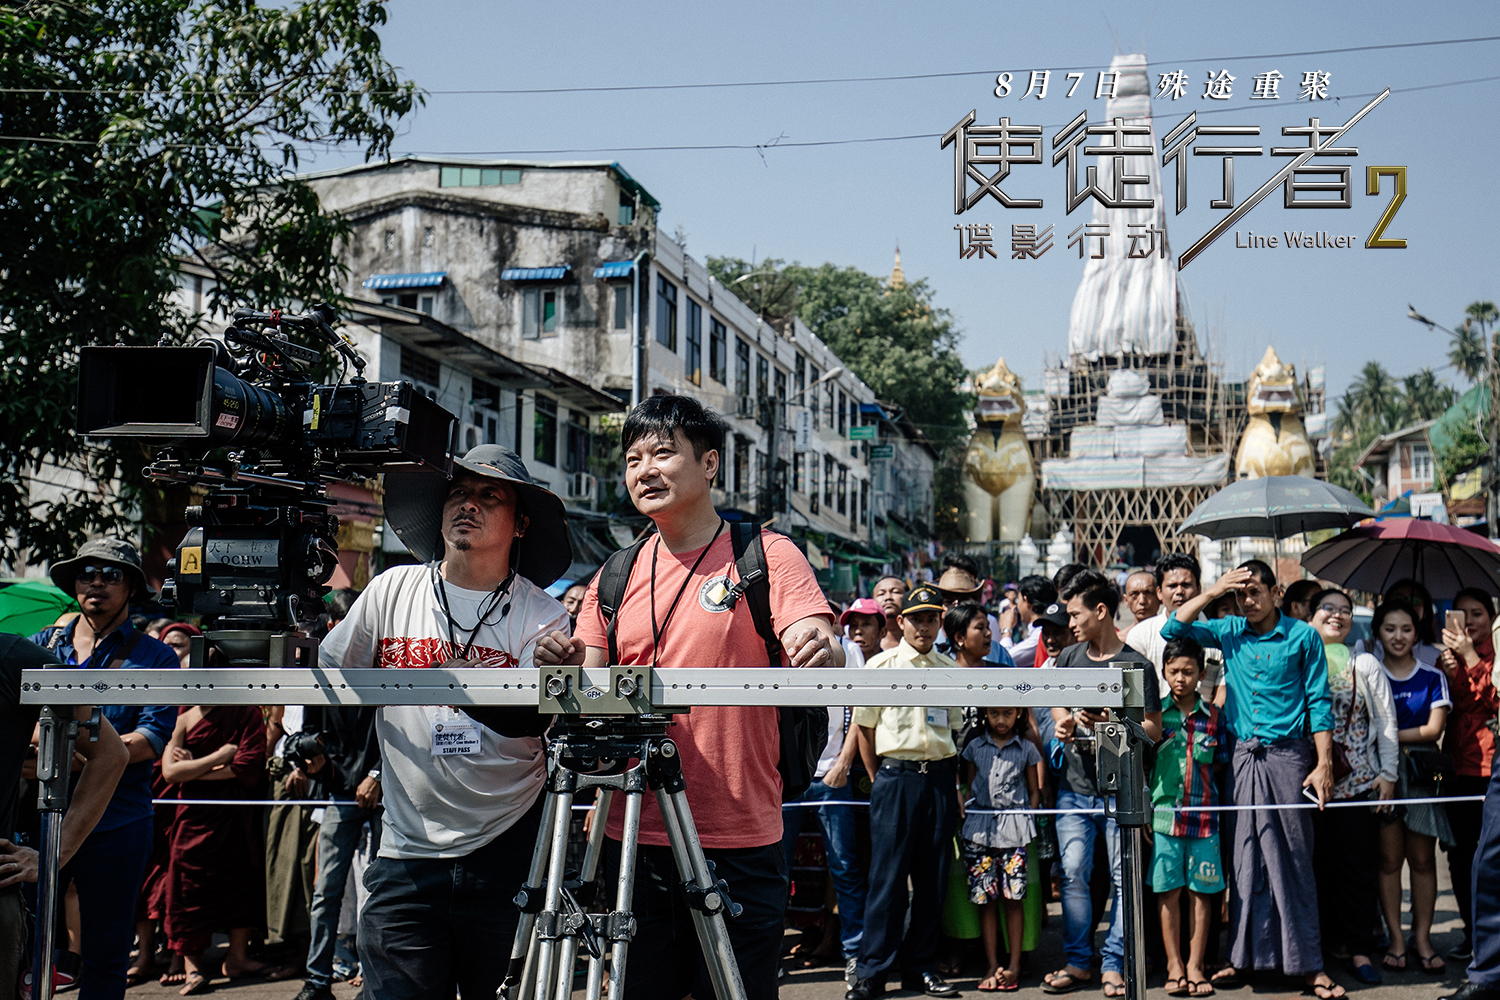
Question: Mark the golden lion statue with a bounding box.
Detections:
[1235,345,1314,479]
[963,358,1035,541]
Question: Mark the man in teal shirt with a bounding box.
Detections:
[1162,559,1344,1000]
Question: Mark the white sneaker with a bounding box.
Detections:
[845,958,858,986]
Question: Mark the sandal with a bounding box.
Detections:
[1166,977,1190,997]
[1306,981,1347,999]
[179,971,212,996]
[1381,952,1407,972]
[1418,953,1446,975]
[1041,969,1093,994]
[1210,967,1242,989]
[979,973,1004,992]
[1190,982,1216,997]
[1103,979,1127,998]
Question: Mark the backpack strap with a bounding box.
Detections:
[595,536,651,665]
[105,629,144,670]
[727,521,780,667]
[43,625,67,653]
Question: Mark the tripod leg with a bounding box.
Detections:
[533,787,576,1000]
[1120,825,1149,1000]
[606,788,642,1000]
[579,790,613,1000]
[657,787,749,1000]
[498,788,560,1000]
[32,707,74,1000]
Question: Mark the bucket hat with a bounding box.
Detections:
[383,444,573,588]
[935,567,983,602]
[50,538,156,600]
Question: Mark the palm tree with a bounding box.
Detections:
[1347,360,1401,429]
[1402,368,1458,421]
[1448,322,1487,383]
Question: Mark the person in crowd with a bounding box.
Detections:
[160,702,288,994]
[1442,694,1500,1000]
[1375,599,1453,974]
[1052,563,1086,596]
[936,568,1013,665]
[1044,571,1161,998]
[844,597,887,663]
[538,396,840,1000]
[1280,580,1321,622]
[2,634,128,1000]
[782,603,870,983]
[1150,636,1228,999]
[1125,554,1223,702]
[326,443,575,1000]
[960,705,1041,993]
[1440,588,1499,962]
[28,538,180,1000]
[561,582,587,631]
[1307,587,1399,986]
[287,698,382,1000]
[143,618,174,639]
[996,575,1058,668]
[873,576,908,651]
[849,585,962,999]
[1204,592,1239,620]
[1123,570,1160,628]
[157,623,198,668]
[1356,579,1442,665]
[1163,561,1345,999]
[946,602,1001,668]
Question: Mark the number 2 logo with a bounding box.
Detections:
[1365,166,1407,249]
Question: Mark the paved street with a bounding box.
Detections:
[117,865,1470,1000]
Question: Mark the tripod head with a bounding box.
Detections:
[548,712,677,773]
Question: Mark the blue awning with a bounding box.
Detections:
[593,260,635,279]
[363,271,447,290]
[500,266,571,282]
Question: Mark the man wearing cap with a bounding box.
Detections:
[318,445,572,1000]
[781,599,879,985]
[849,585,964,999]
[29,538,180,1000]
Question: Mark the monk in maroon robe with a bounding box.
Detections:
[160,705,293,994]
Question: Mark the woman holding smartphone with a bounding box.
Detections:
[1439,588,1499,961]
[1375,600,1453,974]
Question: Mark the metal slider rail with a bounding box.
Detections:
[20,666,1136,709]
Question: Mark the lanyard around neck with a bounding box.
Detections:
[649,520,725,668]
[434,565,516,660]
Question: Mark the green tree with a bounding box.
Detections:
[1402,369,1457,421]
[0,1,417,564]
[1448,322,1487,384]
[1346,360,1402,430]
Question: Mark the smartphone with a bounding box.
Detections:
[1447,609,1467,634]
[1302,786,1321,804]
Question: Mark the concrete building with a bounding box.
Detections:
[297,156,934,578]
[1356,419,1438,507]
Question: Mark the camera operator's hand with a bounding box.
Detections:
[286,767,309,798]
[784,622,842,667]
[356,775,382,809]
[535,630,586,666]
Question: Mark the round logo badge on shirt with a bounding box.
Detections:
[699,575,736,613]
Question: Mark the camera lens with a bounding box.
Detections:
[206,367,296,447]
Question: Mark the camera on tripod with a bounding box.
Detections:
[76,303,456,663]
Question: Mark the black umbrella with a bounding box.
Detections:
[1177,476,1375,540]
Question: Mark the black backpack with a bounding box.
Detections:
[594,519,829,802]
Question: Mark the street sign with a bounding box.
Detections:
[796,409,811,450]
[850,425,876,441]
[871,444,894,459]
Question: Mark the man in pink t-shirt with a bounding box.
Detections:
[537,394,841,1000]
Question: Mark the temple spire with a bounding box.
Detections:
[888,246,906,290]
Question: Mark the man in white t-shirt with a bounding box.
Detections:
[1123,553,1224,702]
[319,445,572,1000]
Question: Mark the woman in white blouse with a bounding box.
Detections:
[1309,587,1400,984]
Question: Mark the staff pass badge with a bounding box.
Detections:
[699,576,735,613]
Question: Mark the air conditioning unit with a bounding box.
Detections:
[567,472,597,500]
[736,396,757,419]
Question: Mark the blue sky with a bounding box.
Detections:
[327,0,1500,401]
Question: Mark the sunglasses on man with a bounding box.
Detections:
[75,565,126,585]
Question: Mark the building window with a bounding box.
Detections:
[710,318,727,384]
[792,452,805,494]
[824,455,835,507]
[850,398,860,438]
[1411,444,1433,484]
[422,226,434,248]
[383,292,419,309]
[383,230,395,251]
[472,377,500,448]
[824,381,834,427]
[399,345,441,393]
[512,391,525,454]
[774,368,786,402]
[685,299,703,386]
[734,434,751,494]
[860,480,870,525]
[735,339,751,398]
[837,390,847,436]
[613,284,631,330]
[440,165,520,187]
[655,276,678,351]
[521,287,559,339]
[810,367,820,429]
[811,455,821,514]
[837,464,848,515]
[618,189,635,225]
[795,353,806,399]
[419,295,434,315]
[533,396,558,466]
[756,355,769,402]
[566,411,591,474]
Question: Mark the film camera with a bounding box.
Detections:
[77,304,454,665]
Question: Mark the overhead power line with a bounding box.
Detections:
[2,73,1496,157]
[0,34,1496,97]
